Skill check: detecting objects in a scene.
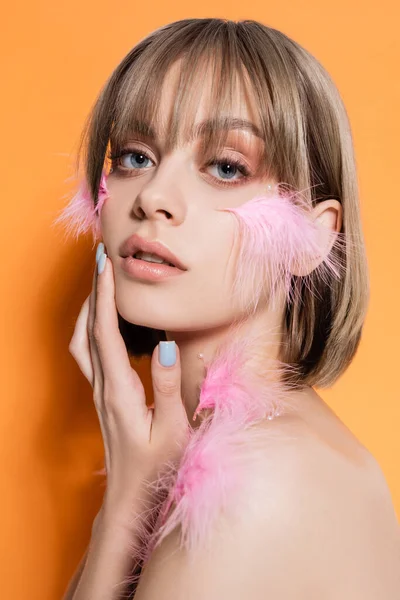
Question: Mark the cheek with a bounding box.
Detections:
[200,211,236,272]
[190,217,241,308]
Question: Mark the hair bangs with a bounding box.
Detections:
[107,28,272,177]
[76,19,277,205]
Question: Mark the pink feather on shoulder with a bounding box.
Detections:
[136,325,300,567]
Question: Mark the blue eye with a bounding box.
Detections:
[209,162,242,180]
[121,151,153,169]
[107,147,154,171]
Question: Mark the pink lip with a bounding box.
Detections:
[120,256,186,281]
[119,233,187,271]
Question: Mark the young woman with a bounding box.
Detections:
[57,18,400,599]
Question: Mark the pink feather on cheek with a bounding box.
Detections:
[218,189,345,314]
[53,170,110,244]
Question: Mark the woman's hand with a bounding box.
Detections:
[68,244,191,518]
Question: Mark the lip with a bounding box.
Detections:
[121,256,185,281]
[119,233,187,271]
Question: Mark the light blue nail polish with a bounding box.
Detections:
[96,242,105,263]
[97,252,107,275]
[159,341,176,367]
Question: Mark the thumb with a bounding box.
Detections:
[151,341,186,431]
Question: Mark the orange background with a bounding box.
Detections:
[1,2,399,598]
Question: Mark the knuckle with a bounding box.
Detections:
[68,330,79,351]
[153,376,178,397]
[68,340,81,361]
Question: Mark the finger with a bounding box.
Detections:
[69,294,94,385]
[95,253,146,409]
[150,342,188,438]
[73,289,109,470]
[88,256,104,393]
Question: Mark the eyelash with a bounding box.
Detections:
[107,147,251,188]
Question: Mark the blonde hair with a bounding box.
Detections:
[73,18,369,388]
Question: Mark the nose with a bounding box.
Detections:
[132,157,187,225]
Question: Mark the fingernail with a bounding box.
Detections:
[96,242,105,264]
[159,341,176,367]
[97,252,107,275]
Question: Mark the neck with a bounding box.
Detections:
[165,304,287,428]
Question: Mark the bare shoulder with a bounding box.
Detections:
[243,413,400,597]
[133,413,400,599]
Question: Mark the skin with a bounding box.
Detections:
[65,59,400,598]
[134,413,400,599]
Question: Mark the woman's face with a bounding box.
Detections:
[101,61,273,333]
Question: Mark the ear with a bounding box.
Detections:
[291,199,343,277]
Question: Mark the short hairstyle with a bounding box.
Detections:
[68,18,369,388]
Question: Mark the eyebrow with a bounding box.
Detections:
[192,117,263,140]
[123,117,263,141]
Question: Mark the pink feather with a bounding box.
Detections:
[53,170,110,245]
[217,187,346,314]
[137,324,301,568]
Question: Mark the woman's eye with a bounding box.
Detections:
[208,162,242,180]
[120,151,154,169]
[205,159,250,184]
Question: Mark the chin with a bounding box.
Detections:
[117,304,161,329]
[115,297,179,331]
